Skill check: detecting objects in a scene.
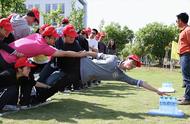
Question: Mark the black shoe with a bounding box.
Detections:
[182,84,186,88]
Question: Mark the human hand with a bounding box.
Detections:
[156,90,170,96]
[78,51,88,57]
[16,52,25,57]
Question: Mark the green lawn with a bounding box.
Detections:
[1,67,190,124]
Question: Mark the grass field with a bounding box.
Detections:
[0,67,190,124]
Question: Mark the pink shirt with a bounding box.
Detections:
[0,33,57,63]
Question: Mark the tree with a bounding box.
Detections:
[69,0,84,30]
[103,22,134,54]
[98,19,105,32]
[134,22,178,64]
[0,0,27,17]
[43,4,64,25]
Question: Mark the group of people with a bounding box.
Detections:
[4,7,190,112]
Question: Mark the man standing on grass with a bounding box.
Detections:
[176,12,190,105]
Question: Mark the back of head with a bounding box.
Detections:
[42,25,59,38]
[177,12,189,24]
[62,17,69,25]
[39,24,50,33]
[27,7,40,24]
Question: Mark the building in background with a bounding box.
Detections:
[25,0,87,27]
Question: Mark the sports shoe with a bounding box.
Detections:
[178,99,190,105]
[177,96,185,101]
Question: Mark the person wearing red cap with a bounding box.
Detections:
[0,25,92,71]
[37,24,85,90]
[76,28,89,51]
[62,17,69,25]
[56,17,70,36]
[0,57,35,110]
[9,7,40,40]
[29,24,51,73]
[42,53,167,101]
[79,53,167,95]
[0,57,52,110]
[0,18,24,71]
[98,32,107,54]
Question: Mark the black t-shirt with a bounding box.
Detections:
[76,35,89,51]
[98,41,107,54]
[55,38,82,80]
[0,68,17,88]
[0,33,15,54]
[0,68,36,88]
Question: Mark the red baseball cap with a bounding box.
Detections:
[85,27,91,34]
[39,24,50,33]
[62,17,69,24]
[128,54,142,67]
[0,18,13,32]
[15,57,36,68]
[63,24,78,38]
[31,7,40,23]
[42,26,59,38]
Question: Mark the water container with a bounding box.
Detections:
[163,96,168,112]
[159,96,164,111]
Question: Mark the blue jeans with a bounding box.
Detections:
[180,53,190,100]
[37,62,64,86]
[46,71,64,86]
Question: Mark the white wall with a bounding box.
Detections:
[25,0,87,26]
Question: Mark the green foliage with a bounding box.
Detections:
[69,0,84,30]
[99,19,105,32]
[43,4,64,25]
[43,0,84,31]
[0,0,27,17]
[103,22,134,54]
[121,42,144,58]
[134,22,178,60]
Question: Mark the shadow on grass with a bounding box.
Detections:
[71,82,141,98]
[0,120,2,124]
[3,99,148,123]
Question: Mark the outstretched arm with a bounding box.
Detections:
[52,50,87,57]
[141,81,168,96]
[0,42,24,57]
[118,73,168,96]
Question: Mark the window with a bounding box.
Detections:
[61,3,65,13]
[52,4,58,11]
[45,4,51,13]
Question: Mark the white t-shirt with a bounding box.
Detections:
[88,39,98,51]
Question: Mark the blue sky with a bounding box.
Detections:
[87,0,190,31]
